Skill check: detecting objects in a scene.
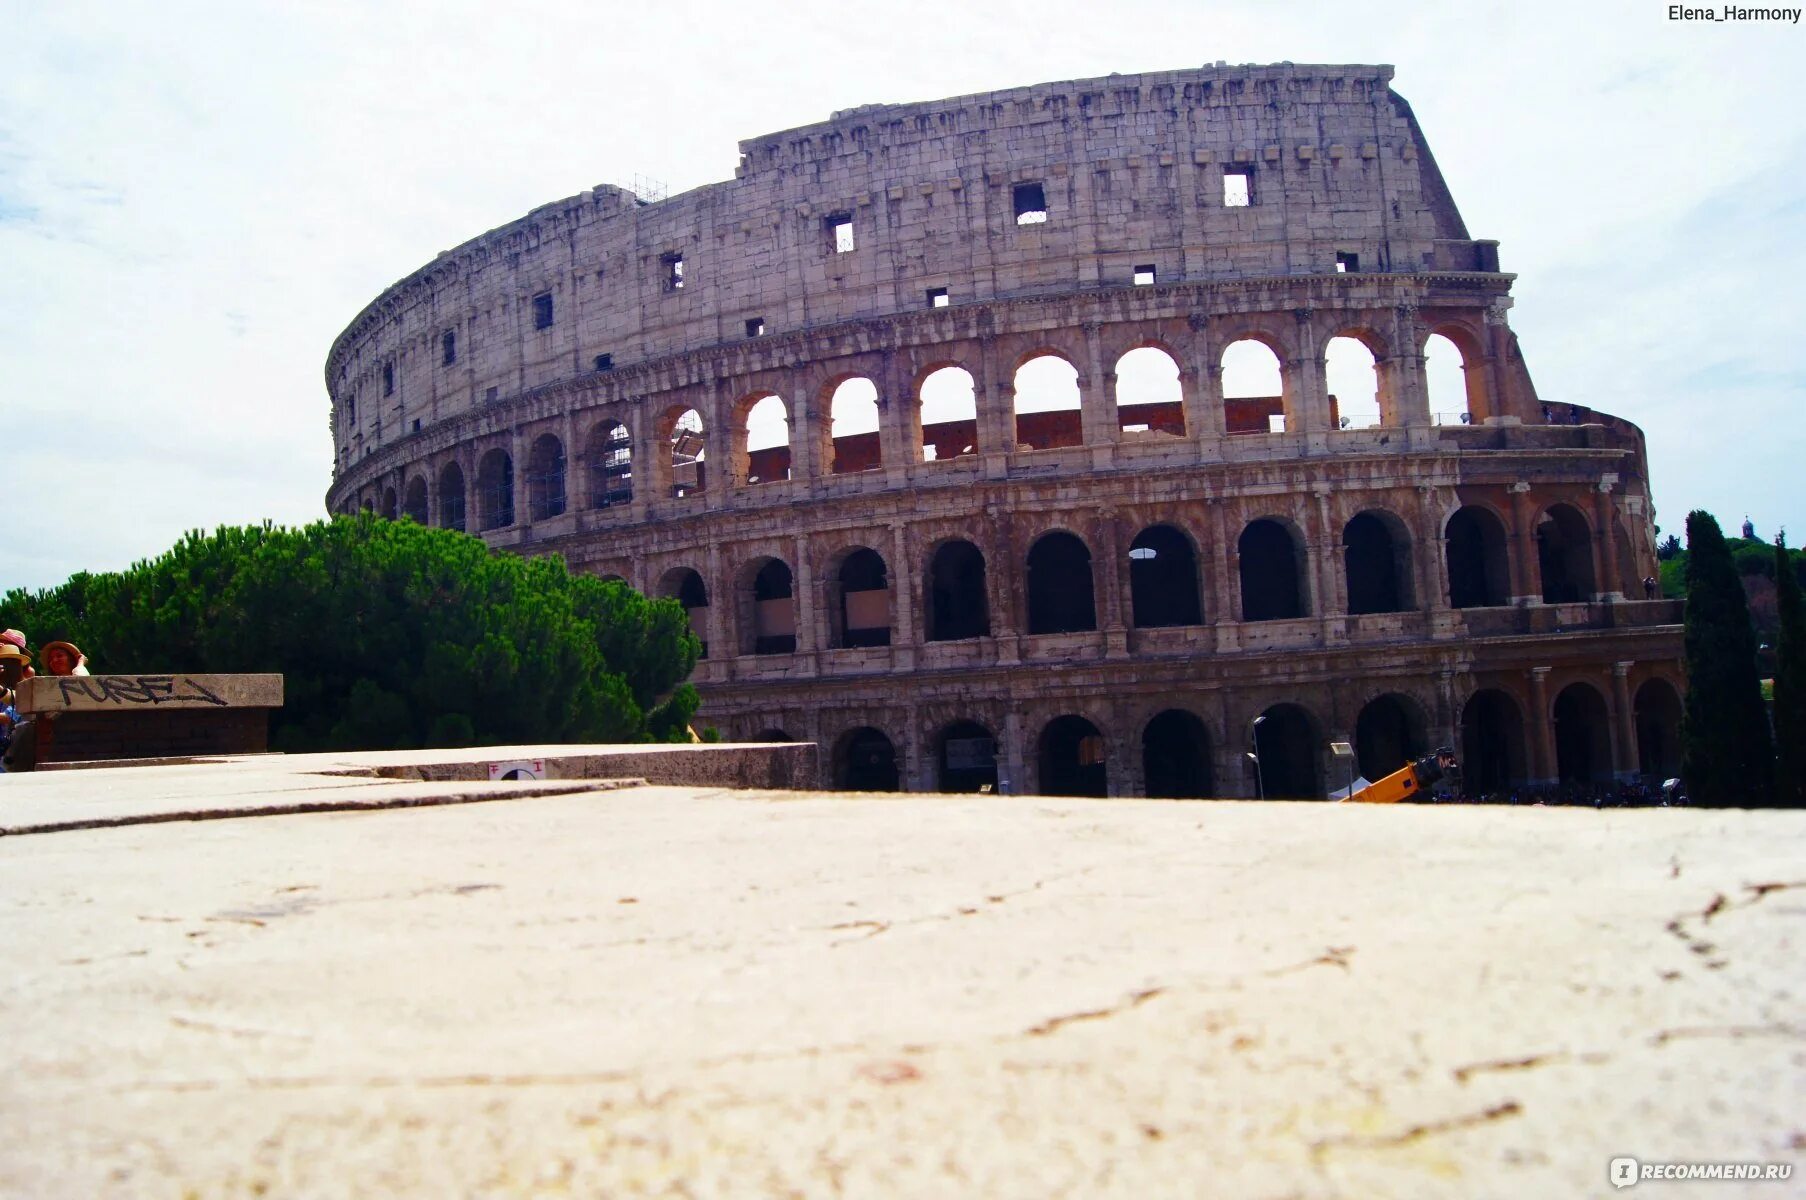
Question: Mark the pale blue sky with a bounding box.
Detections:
[3,0,1801,590]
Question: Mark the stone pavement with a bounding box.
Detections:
[0,751,1800,1197]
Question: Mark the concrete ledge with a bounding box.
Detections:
[16,673,283,713]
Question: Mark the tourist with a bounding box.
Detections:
[39,641,89,677]
[1642,575,1657,600]
[0,642,29,690]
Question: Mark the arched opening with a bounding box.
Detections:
[919,365,978,462]
[402,476,428,525]
[828,378,882,474]
[1353,694,1427,784]
[834,547,891,649]
[1537,504,1596,604]
[743,393,792,484]
[1554,683,1612,783]
[586,421,633,508]
[1238,519,1307,621]
[1026,531,1096,634]
[1446,506,1511,608]
[925,540,989,642]
[935,720,998,793]
[525,433,566,521]
[1460,689,1526,794]
[747,558,796,655]
[755,728,793,742]
[1129,524,1201,627]
[1424,331,1479,425]
[1221,338,1286,434]
[669,408,706,498]
[475,449,513,531]
[833,727,900,792]
[1037,715,1107,797]
[659,567,709,659]
[1324,335,1381,429]
[1114,346,1184,437]
[1343,511,1413,615]
[1013,354,1082,451]
[380,487,398,520]
[438,462,466,532]
[1252,704,1320,799]
[1142,709,1213,798]
[1634,679,1683,780]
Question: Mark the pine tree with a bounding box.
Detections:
[1773,535,1806,807]
[1680,511,1775,806]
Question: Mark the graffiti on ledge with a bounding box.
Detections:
[51,676,230,708]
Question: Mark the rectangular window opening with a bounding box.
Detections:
[1012,181,1048,225]
[828,213,855,253]
[926,287,949,308]
[382,363,394,396]
[1336,252,1359,273]
[745,317,766,338]
[662,253,685,291]
[532,292,554,329]
[1133,264,1157,286]
[485,386,498,403]
[441,330,456,366]
[1224,167,1253,208]
[593,353,613,372]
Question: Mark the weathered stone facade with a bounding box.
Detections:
[324,64,1683,797]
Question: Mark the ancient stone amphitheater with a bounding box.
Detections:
[324,64,1684,799]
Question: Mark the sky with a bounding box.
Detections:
[3,0,1802,591]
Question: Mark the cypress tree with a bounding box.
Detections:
[1680,511,1774,806]
[1773,535,1806,807]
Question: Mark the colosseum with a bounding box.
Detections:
[324,63,1684,799]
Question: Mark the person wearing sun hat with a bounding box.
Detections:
[0,642,29,690]
[38,641,89,677]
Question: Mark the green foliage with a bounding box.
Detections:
[0,516,700,752]
[1680,512,1775,807]
[1774,536,1806,808]
[1656,533,1683,561]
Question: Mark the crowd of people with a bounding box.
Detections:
[0,628,90,773]
[1444,779,1684,807]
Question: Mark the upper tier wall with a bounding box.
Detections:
[326,64,1486,473]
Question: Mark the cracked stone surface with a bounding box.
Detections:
[1,758,1801,1197]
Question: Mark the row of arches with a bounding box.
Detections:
[648,503,1613,659]
[780,677,1684,797]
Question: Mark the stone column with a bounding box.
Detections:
[509,427,526,528]
[1483,299,1517,423]
[1611,662,1637,781]
[1593,481,1623,601]
[889,521,917,671]
[989,511,1021,663]
[1312,489,1343,643]
[706,540,728,669]
[706,376,732,498]
[1416,487,1447,615]
[627,402,651,524]
[1185,314,1225,450]
[1099,513,1128,656]
[1001,707,1026,795]
[879,349,909,485]
[1080,322,1113,449]
[1510,483,1539,605]
[561,409,580,518]
[1435,671,1459,752]
[1289,308,1330,449]
[1529,667,1556,786]
[1390,303,1431,427]
[794,534,819,665]
[790,365,818,493]
[978,335,1013,477]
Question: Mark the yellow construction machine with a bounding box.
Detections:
[1340,748,1460,804]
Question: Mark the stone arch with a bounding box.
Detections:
[925,539,990,642]
[438,461,466,532]
[402,475,428,525]
[829,545,891,649]
[917,363,978,462]
[1460,688,1527,794]
[1324,330,1384,429]
[1037,713,1108,797]
[1353,692,1429,783]
[1238,517,1309,621]
[1446,504,1511,608]
[1553,682,1612,783]
[525,432,567,521]
[1220,332,1290,435]
[737,392,792,485]
[584,419,633,509]
[380,487,398,520]
[658,566,710,659]
[831,726,901,792]
[664,406,707,498]
[1537,503,1596,604]
[740,556,796,655]
[1129,524,1202,627]
[1012,352,1083,451]
[1142,708,1214,798]
[475,448,513,531]
[1422,325,1488,424]
[1634,677,1683,780]
[755,728,794,743]
[824,376,883,474]
[935,719,999,793]
[1026,529,1096,634]
[1252,703,1321,799]
[1113,345,1185,437]
[1343,510,1414,615]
